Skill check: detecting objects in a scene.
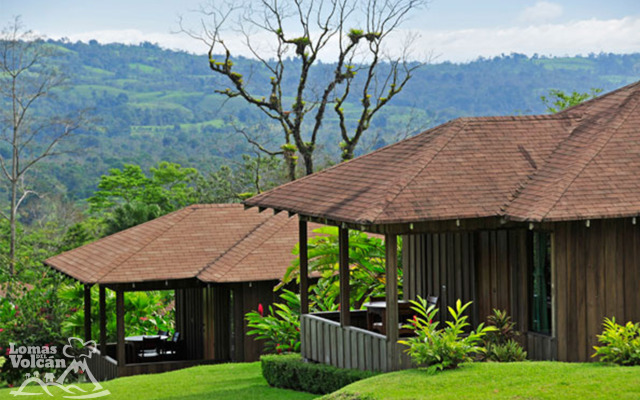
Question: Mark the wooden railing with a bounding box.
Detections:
[86,348,118,381]
[301,312,412,372]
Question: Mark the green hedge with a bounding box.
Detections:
[261,354,377,394]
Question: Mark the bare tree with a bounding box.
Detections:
[0,17,86,293]
[182,0,426,179]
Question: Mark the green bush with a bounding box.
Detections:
[593,317,640,365]
[261,353,376,394]
[480,309,527,362]
[399,298,495,374]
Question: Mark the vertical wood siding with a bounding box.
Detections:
[553,219,640,362]
[403,229,557,361]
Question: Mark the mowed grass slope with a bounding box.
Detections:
[0,362,317,400]
[324,362,640,400]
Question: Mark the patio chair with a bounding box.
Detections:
[137,336,161,360]
[162,332,182,358]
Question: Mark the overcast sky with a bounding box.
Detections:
[2,0,639,63]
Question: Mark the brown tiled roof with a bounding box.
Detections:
[45,204,315,284]
[245,80,640,224]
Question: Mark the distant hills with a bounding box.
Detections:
[25,40,640,200]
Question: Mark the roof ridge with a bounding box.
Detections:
[94,207,196,283]
[537,90,640,220]
[504,89,640,221]
[363,119,469,224]
[201,214,293,282]
[497,118,579,219]
[195,212,288,281]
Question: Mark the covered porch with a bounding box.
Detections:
[44,204,311,380]
[76,278,224,380]
[296,220,413,372]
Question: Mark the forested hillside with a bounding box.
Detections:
[30,40,640,200]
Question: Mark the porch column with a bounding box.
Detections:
[339,227,350,326]
[83,284,92,341]
[99,285,107,354]
[385,233,399,370]
[299,219,309,315]
[116,290,125,366]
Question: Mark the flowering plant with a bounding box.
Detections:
[245,290,301,353]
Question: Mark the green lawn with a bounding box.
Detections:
[323,362,640,400]
[3,361,639,399]
[0,362,317,400]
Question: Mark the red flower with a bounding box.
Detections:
[258,304,264,317]
[5,348,10,355]
[0,328,4,332]
[139,317,148,321]
[70,307,78,313]
[8,384,13,388]
[46,300,50,304]
[79,369,84,374]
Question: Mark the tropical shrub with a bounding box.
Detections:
[593,317,640,365]
[57,283,174,341]
[0,281,69,386]
[246,290,301,353]
[283,227,401,309]
[399,297,495,374]
[480,309,527,362]
[261,353,375,394]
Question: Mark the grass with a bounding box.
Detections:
[323,362,640,400]
[0,362,318,400]
[2,361,638,399]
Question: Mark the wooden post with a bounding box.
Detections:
[339,227,350,327]
[99,285,107,354]
[116,290,125,366]
[299,219,309,315]
[385,233,399,371]
[83,284,92,342]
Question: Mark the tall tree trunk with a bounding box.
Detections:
[7,139,17,300]
[302,152,313,176]
[342,143,356,161]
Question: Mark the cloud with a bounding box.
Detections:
[46,16,640,64]
[518,2,564,25]
[414,16,640,63]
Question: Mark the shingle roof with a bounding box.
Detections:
[45,204,312,284]
[244,80,640,224]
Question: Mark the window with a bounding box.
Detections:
[530,232,552,334]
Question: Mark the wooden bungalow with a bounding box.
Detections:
[244,80,640,371]
[44,204,317,379]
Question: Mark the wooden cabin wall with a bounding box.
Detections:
[554,219,640,362]
[174,287,204,360]
[403,232,478,325]
[402,230,530,334]
[230,281,279,362]
[202,286,231,361]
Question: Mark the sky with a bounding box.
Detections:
[2,0,639,63]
